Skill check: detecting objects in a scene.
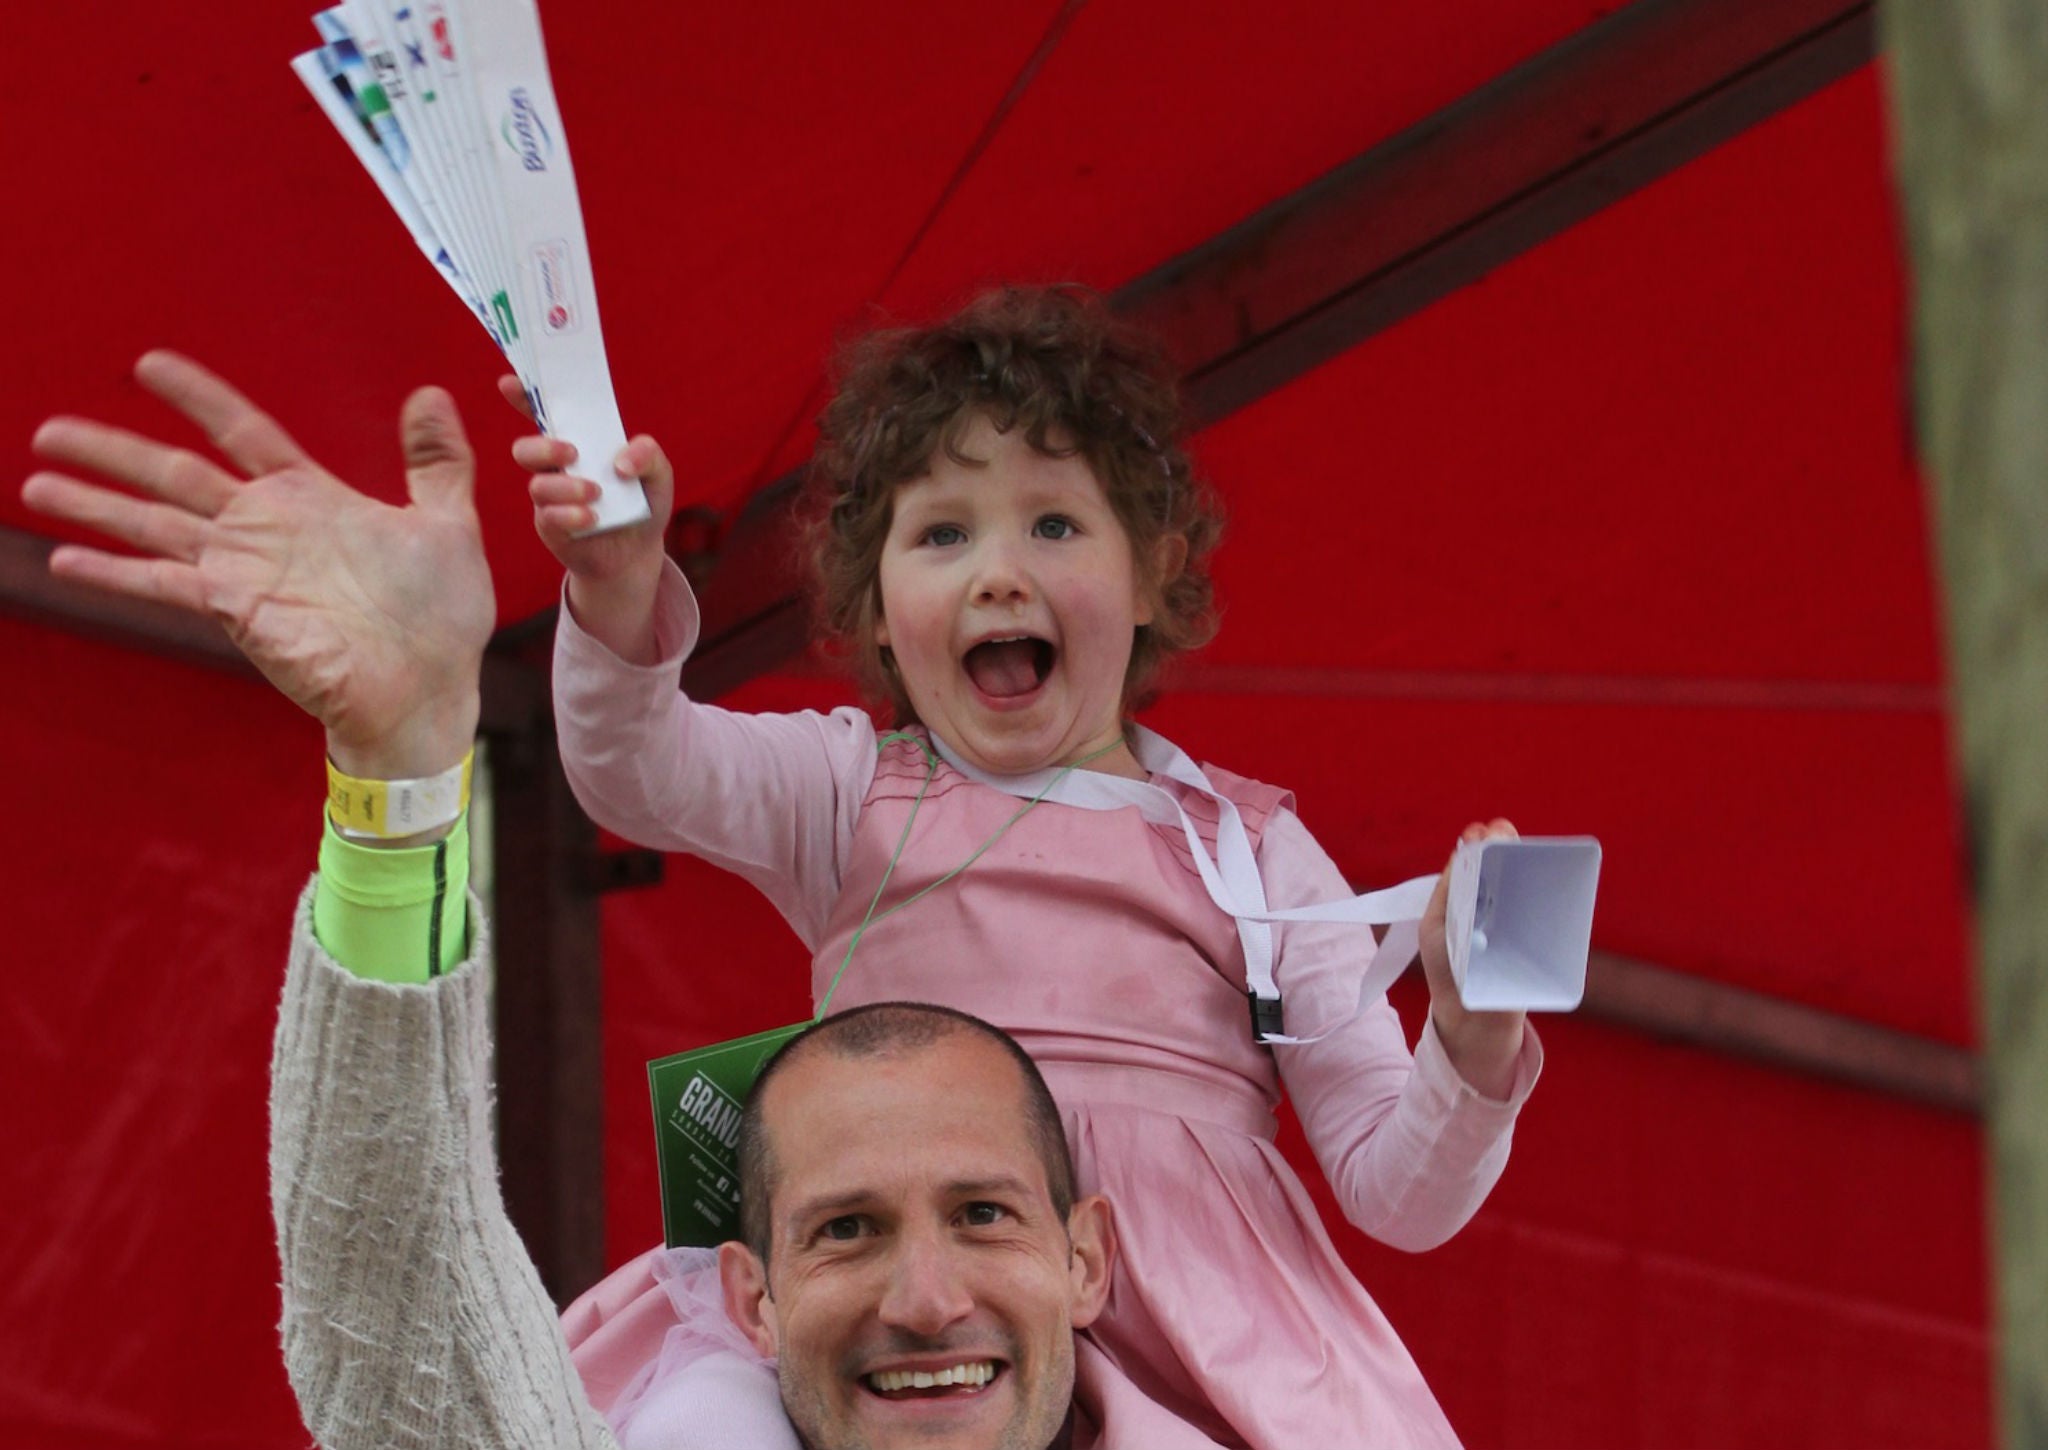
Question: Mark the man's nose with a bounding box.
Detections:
[875,1230,976,1337]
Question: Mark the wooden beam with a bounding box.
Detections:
[1167,662,1941,714]
[1580,950,1979,1114]
[1126,0,1876,423]
[479,723,607,1306]
[681,484,815,700]
[1882,1,2048,1436]
[678,0,1876,696]
[0,525,252,675]
[0,525,549,732]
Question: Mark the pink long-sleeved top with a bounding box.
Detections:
[554,563,1541,1450]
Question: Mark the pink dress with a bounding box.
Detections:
[553,565,1542,1449]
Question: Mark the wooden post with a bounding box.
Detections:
[481,695,608,1307]
[1882,6,2048,1444]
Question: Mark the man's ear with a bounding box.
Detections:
[1064,1195,1116,1330]
[719,1240,780,1358]
[1136,533,1188,628]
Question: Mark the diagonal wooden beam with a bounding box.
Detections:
[0,525,549,730]
[675,0,1875,697]
[1579,950,1978,1113]
[1167,661,1942,715]
[0,524,253,675]
[1128,0,1875,421]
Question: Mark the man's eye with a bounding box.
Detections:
[920,524,966,547]
[1032,516,1075,540]
[960,1202,1007,1228]
[821,1216,868,1241]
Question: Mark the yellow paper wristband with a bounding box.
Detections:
[326,750,474,840]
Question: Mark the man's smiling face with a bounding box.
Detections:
[721,1031,1112,1450]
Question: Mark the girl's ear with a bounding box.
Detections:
[1137,532,1189,626]
[719,1240,780,1358]
[870,581,891,649]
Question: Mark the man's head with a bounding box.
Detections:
[719,1003,1113,1450]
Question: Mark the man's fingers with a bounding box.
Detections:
[134,351,311,478]
[399,385,476,514]
[23,473,210,563]
[496,373,537,422]
[46,543,209,614]
[32,417,238,517]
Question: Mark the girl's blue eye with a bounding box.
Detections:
[921,524,966,547]
[1032,516,1076,541]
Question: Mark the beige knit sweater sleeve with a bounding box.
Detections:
[270,882,618,1449]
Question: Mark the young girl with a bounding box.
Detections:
[518,286,1540,1449]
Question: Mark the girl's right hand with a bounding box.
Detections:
[499,374,674,664]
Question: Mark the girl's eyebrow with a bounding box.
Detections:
[1013,480,1110,516]
[891,477,970,516]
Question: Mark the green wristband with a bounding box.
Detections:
[312,813,471,983]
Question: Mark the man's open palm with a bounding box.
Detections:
[24,352,496,774]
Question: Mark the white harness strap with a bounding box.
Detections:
[929,727,1436,1044]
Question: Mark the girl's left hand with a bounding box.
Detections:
[1419,818,1528,1098]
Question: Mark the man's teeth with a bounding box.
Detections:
[867,1362,996,1393]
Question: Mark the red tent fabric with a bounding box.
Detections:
[2,3,1983,1445]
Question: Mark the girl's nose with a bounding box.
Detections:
[971,538,1032,605]
[875,1231,976,1337]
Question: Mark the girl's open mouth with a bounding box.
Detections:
[963,637,1054,699]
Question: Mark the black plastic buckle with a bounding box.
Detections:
[1248,991,1285,1043]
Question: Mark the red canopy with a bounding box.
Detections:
[1,2,1982,1444]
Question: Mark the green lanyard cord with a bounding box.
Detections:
[813,731,1130,1019]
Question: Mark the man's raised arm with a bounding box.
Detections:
[23,356,614,1446]
[271,883,615,1446]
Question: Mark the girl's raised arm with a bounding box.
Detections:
[499,372,671,666]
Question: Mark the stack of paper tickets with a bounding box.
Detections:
[294,1,648,532]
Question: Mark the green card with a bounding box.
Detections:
[648,1020,810,1249]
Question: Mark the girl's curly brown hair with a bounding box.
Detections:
[802,285,1224,725]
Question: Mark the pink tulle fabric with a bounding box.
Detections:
[585,1246,798,1450]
